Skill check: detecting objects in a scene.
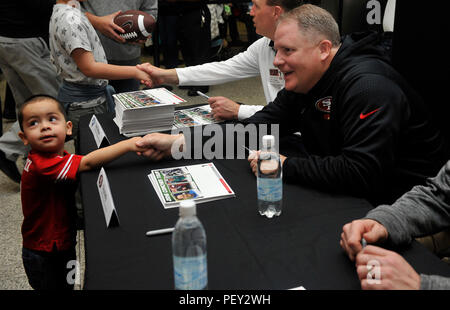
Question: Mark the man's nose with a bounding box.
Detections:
[273,51,283,67]
[249,5,255,16]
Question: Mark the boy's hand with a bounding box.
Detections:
[135,133,184,161]
[135,66,152,84]
[136,63,179,88]
[128,137,148,153]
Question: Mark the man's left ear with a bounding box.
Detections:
[318,40,332,61]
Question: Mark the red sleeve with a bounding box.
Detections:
[33,152,83,182]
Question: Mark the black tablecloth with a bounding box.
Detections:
[78,113,450,290]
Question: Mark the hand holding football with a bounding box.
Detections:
[113,10,156,42]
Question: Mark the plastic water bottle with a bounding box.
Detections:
[257,135,283,218]
[172,200,208,290]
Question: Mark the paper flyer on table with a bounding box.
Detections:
[148,162,235,208]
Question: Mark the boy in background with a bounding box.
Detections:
[18,95,146,290]
[49,0,151,146]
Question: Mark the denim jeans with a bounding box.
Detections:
[22,246,76,290]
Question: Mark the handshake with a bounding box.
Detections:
[134,63,179,89]
[125,133,185,162]
[133,63,241,121]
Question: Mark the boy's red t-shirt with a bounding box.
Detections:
[20,150,83,252]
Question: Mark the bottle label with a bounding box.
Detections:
[173,254,207,290]
[257,178,282,202]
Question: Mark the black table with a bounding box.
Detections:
[78,113,450,290]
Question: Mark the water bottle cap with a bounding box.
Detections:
[262,135,275,148]
[179,200,196,217]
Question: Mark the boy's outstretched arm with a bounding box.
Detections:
[78,137,147,172]
[71,48,150,82]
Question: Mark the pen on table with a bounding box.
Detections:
[243,145,256,155]
[145,227,175,237]
[196,91,210,99]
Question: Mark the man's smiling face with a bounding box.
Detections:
[273,19,325,94]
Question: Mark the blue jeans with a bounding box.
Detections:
[22,246,76,290]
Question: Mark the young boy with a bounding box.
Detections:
[49,0,151,144]
[18,95,146,290]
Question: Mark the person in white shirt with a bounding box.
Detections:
[138,0,313,121]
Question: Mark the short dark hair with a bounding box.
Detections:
[278,4,341,47]
[18,94,67,131]
[266,0,321,11]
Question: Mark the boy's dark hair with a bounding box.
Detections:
[18,94,67,131]
[266,0,321,11]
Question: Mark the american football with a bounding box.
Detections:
[113,10,156,42]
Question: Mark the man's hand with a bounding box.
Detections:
[208,97,240,120]
[248,151,286,176]
[135,133,184,161]
[340,219,389,261]
[356,246,421,290]
[86,11,126,43]
[136,63,179,88]
[248,150,260,176]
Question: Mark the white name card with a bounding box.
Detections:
[97,167,119,227]
[89,115,110,148]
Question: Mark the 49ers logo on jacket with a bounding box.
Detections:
[315,96,332,120]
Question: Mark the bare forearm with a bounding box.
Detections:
[79,139,133,172]
[83,63,139,80]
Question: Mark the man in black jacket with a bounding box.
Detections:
[135,4,448,205]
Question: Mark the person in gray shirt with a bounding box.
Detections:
[82,0,157,93]
[340,160,450,289]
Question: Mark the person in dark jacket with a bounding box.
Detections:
[134,4,448,206]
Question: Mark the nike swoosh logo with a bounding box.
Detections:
[360,108,380,120]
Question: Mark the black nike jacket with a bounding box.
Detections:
[243,31,449,205]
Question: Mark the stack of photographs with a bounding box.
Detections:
[113,88,185,136]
